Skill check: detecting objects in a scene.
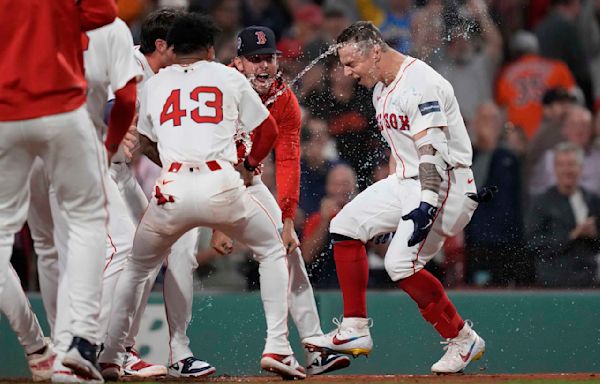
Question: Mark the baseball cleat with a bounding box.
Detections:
[99,363,121,381]
[27,338,56,381]
[52,359,103,384]
[260,353,306,380]
[62,337,103,381]
[431,321,486,374]
[168,356,216,378]
[123,348,167,377]
[303,317,373,358]
[305,351,351,375]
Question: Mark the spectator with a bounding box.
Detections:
[435,0,503,124]
[321,5,353,45]
[209,0,242,63]
[411,0,444,65]
[496,30,576,139]
[305,61,379,188]
[525,87,577,183]
[535,0,593,107]
[356,0,414,53]
[578,0,600,109]
[241,0,291,39]
[299,118,337,216]
[526,142,600,287]
[301,164,357,288]
[529,105,600,196]
[464,103,526,286]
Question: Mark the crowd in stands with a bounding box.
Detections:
[13,0,600,290]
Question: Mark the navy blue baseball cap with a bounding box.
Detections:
[236,26,280,57]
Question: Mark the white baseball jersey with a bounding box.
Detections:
[373,57,473,179]
[137,60,269,166]
[133,47,156,94]
[83,18,141,136]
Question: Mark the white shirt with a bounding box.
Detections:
[373,57,473,179]
[83,18,141,137]
[137,60,269,166]
[569,190,589,225]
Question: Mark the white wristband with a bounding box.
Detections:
[421,189,439,207]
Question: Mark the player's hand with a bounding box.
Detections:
[402,202,438,247]
[282,218,300,255]
[211,230,234,255]
[122,125,139,161]
[234,163,254,187]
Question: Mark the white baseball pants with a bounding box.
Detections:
[331,169,478,281]
[0,106,107,343]
[164,178,323,364]
[100,162,292,366]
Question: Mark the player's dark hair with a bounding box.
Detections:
[336,21,387,48]
[166,13,220,55]
[139,9,185,54]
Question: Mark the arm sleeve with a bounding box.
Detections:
[105,78,136,152]
[136,84,157,142]
[108,19,142,93]
[237,74,270,133]
[273,92,301,220]
[77,0,117,31]
[402,82,448,136]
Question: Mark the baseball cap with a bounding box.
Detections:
[237,26,280,57]
[542,87,577,105]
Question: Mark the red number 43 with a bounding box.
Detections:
[160,87,223,126]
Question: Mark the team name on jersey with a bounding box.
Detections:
[376,112,410,132]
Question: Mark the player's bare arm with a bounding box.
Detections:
[417,143,442,197]
[138,133,162,167]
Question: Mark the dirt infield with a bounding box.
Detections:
[1,374,599,384]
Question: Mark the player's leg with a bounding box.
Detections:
[110,162,149,223]
[0,120,36,304]
[0,264,55,381]
[162,228,202,376]
[247,181,350,374]
[303,176,404,357]
[28,158,60,333]
[99,187,197,380]
[216,189,303,380]
[387,169,484,374]
[37,106,108,380]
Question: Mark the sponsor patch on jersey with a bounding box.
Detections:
[418,101,441,115]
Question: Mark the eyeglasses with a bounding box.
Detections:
[245,54,277,64]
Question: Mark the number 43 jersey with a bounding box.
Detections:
[137,60,269,166]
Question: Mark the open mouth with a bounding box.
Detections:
[255,73,271,83]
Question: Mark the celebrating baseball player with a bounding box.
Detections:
[207,26,350,375]
[303,21,486,374]
[99,13,306,381]
[0,0,119,381]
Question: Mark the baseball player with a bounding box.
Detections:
[303,21,487,374]
[0,0,117,381]
[207,26,351,375]
[99,13,305,381]
[25,15,159,382]
[107,9,214,377]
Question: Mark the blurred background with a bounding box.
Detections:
[13,0,600,291]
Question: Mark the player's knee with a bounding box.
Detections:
[384,256,417,282]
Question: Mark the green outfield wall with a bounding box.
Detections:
[1,290,599,377]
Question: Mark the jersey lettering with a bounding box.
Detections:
[160,89,185,126]
[376,113,410,131]
[190,87,223,124]
[160,87,224,126]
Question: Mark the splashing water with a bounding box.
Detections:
[264,43,343,107]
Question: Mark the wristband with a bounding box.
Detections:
[421,189,439,207]
[243,157,257,172]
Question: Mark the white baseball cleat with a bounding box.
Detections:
[123,349,167,377]
[305,351,351,375]
[303,317,373,358]
[28,338,56,381]
[52,360,103,384]
[431,321,486,374]
[168,356,216,378]
[99,363,122,381]
[260,353,306,380]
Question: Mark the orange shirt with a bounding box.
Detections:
[496,54,575,139]
[0,0,117,121]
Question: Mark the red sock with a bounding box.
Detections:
[398,269,464,339]
[333,240,368,318]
